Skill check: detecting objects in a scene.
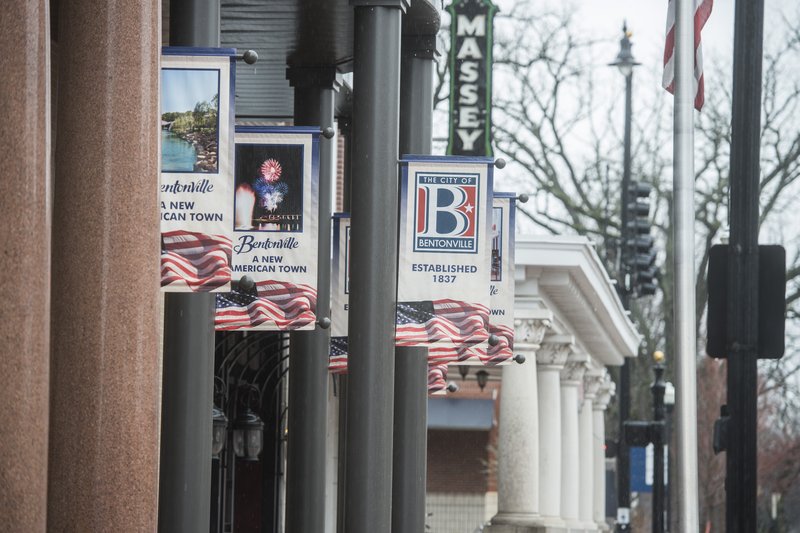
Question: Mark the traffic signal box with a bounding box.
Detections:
[624,181,658,297]
[706,243,786,359]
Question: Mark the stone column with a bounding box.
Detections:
[490,312,551,528]
[579,369,605,530]
[594,376,616,530]
[0,2,50,531]
[535,336,573,528]
[560,354,586,528]
[48,1,162,530]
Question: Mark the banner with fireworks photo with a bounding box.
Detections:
[160,48,235,292]
[215,127,320,331]
[396,156,493,349]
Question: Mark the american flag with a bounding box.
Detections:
[662,0,713,111]
[161,230,232,291]
[427,362,449,394]
[328,337,349,373]
[215,280,317,331]
[395,299,490,346]
[426,322,515,365]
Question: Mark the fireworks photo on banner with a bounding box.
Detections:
[234,144,304,232]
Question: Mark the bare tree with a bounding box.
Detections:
[436,3,800,528]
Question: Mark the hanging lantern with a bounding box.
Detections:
[476,369,489,391]
[234,407,264,461]
[212,405,228,457]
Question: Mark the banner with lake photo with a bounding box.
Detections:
[160,47,236,292]
[215,127,320,331]
[396,156,494,347]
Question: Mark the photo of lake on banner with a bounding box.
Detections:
[161,68,220,173]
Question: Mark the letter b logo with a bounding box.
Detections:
[413,173,478,253]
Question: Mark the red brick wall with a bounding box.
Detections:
[427,429,490,493]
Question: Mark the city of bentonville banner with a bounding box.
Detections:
[160,47,236,292]
[396,156,494,348]
[215,126,320,331]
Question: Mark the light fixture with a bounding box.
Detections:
[664,382,676,408]
[458,365,469,381]
[476,369,489,391]
[608,22,640,78]
[212,405,228,457]
[234,407,264,461]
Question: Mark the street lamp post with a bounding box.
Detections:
[610,23,639,532]
[652,352,667,533]
[664,382,676,532]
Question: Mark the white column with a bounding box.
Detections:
[560,354,586,527]
[492,313,552,526]
[580,369,605,530]
[594,376,616,530]
[535,336,573,527]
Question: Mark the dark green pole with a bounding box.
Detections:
[159,1,219,531]
[345,1,407,531]
[727,0,764,530]
[393,21,439,533]
[285,66,339,533]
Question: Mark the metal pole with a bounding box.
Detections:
[285,69,338,533]
[393,26,438,533]
[652,363,666,533]
[616,59,634,533]
[345,2,406,531]
[673,0,700,530]
[726,0,764,530]
[159,1,218,531]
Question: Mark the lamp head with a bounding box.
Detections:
[609,22,640,77]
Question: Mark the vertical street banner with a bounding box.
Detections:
[427,192,516,365]
[483,192,516,363]
[328,214,461,396]
[160,48,236,292]
[446,0,497,156]
[215,126,320,331]
[329,214,350,372]
[396,156,494,347]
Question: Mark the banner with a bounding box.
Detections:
[396,156,493,347]
[215,126,320,331]
[427,192,516,365]
[328,214,457,395]
[446,0,497,156]
[160,47,236,292]
[477,192,516,363]
[329,214,350,372]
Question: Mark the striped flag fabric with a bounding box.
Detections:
[427,362,449,394]
[663,0,713,111]
[215,280,317,330]
[161,230,232,291]
[328,337,349,374]
[426,323,514,366]
[395,299,490,346]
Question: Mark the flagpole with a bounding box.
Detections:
[672,0,700,530]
